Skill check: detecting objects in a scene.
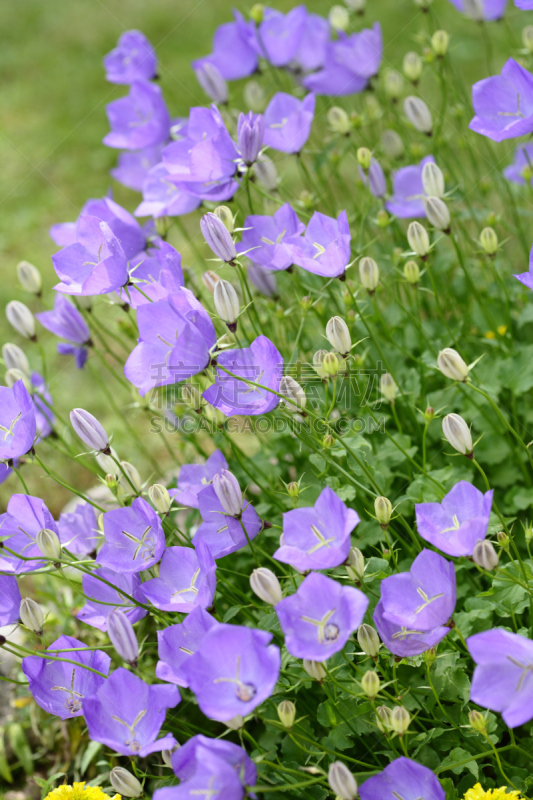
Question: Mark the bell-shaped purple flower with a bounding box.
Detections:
[134,163,201,218]
[289,210,351,278]
[154,751,246,800]
[0,575,21,626]
[446,0,507,20]
[104,30,157,84]
[156,607,219,687]
[169,449,228,509]
[77,567,148,632]
[263,92,315,154]
[374,600,451,658]
[258,6,307,67]
[237,203,305,271]
[98,496,166,573]
[293,13,330,73]
[274,486,359,571]
[201,212,237,263]
[124,288,216,396]
[181,623,280,722]
[121,240,184,308]
[37,295,91,369]
[467,628,533,728]
[358,757,445,800]
[111,144,163,192]
[303,24,382,96]
[276,572,369,661]
[108,608,139,664]
[504,143,533,186]
[104,81,171,150]
[203,335,283,417]
[470,59,533,142]
[385,156,435,219]
[516,0,533,7]
[22,635,110,720]
[0,381,35,462]
[238,111,264,166]
[415,480,493,557]
[82,667,179,756]
[248,263,278,297]
[171,734,256,789]
[0,494,56,574]
[58,501,99,556]
[194,62,228,105]
[360,159,387,198]
[193,484,263,560]
[514,242,533,291]
[192,10,258,81]
[139,542,216,612]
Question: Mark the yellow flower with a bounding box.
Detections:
[463,783,521,799]
[45,783,121,800]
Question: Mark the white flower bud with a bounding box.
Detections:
[244,79,267,113]
[407,221,430,257]
[432,29,449,57]
[403,260,420,284]
[20,598,44,635]
[108,610,139,664]
[328,762,357,800]
[303,659,327,681]
[279,375,306,412]
[6,301,36,339]
[213,470,242,517]
[4,368,32,393]
[424,196,451,232]
[3,343,30,376]
[357,624,380,657]
[253,155,278,192]
[149,484,171,514]
[345,0,365,9]
[277,700,296,728]
[119,461,142,494]
[443,412,473,456]
[250,567,283,605]
[391,706,411,735]
[17,261,42,295]
[346,547,365,581]
[361,670,381,699]
[376,705,392,732]
[36,528,61,561]
[214,206,235,234]
[404,96,433,134]
[312,349,329,379]
[327,107,351,135]
[226,715,245,730]
[162,744,180,768]
[375,496,392,527]
[70,408,110,453]
[202,270,221,294]
[329,5,350,30]
[437,348,469,382]
[382,129,404,159]
[422,162,445,197]
[359,257,379,292]
[463,0,484,20]
[384,69,404,100]
[110,767,143,798]
[326,316,351,356]
[473,539,499,571]
[380,373,398,403]
[480,227,498,255]
[214,279,240,328]
[403,52,422,82]
[96,447,118,476]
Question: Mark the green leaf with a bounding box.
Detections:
[8,723,33,775]
[440,747,479,779]
[222,605,243,623]
[80,740,102,775]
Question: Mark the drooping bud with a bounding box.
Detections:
[120,461,142,495]
[404,96,433,135]
[303,659,327,681]
[361,670,381,699]
[469,709,487,732]
[382,129,404,159]
[250,568,283,605]
[6,301,36,340]
[328,762,358,800]
[374,496,392,528]
[20,598,44,635]
[403,260,420,284]
[480,227,498,255]
[17,261,42,296]
[424,197,451,232]
[422,162,445,198]
[473,539,499,571]
[70,408,110,453]
[243,79,267,113]
[391,706,411,735]
[213,470,242,517]
[322,352,340,378]
[110,767,143,798]
[359,257,379,293]
[253,154,278,191]
[442,413,473,456]
[277,700,296,728]
[356,147,372,171]
[437,348,469,382]
[200,212,237,263]
[149,484,171,514]
[432,29,449,57]
[312,349,329,379]
[357,624,380,658]
[213,206,235,234]
[523,25,533,53]
[380,373,398,403]
[407,221,431,258]
[202,270,221,294]
[36,528,62,562]
[194,61,228,104]
[346,547,365,581]
[327,107,351,135]
[403,52,422,82]
[329,4,350,30]
[108,609,139,665]
[2,343,30,376]
[214,279,240,331]
[326,316,351,356]
[376,705,392,732]
[237,111,264,166]
[384,69,404,100]
[279,375,307,413]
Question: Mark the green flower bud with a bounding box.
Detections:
[149,484,171,514]
[361,670,381,698]
[425,646,437,667]
[346,546,365,581]
[469,709,486,732]
[328,106,351,134]
[322,434,335,448]
[432,29,449,57]
[403,260,420,284]
[322,351,340,378]
[357,147,373,170]
[214,205,234,233]
[523,25,533,53]
[287,481,300,500]
[303,659,327,681]
[391,706,410,735]
[375,496,392,528]
[357,624,380,658]
[480,226,498,255]
[110,767,143,798]
[375,705,392,732]
[250,3,264,23]
[403,51,422,82]
[277,700,296,728]
[20,597,44,635]
[380,373,398,403]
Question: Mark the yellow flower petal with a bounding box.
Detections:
[44,783,121,800]
[462,783,521,799]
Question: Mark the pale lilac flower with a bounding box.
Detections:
[504,143,533,186]
[238,112,264,165]
[0,494,56,574]
[120,240,184,308]
[360,159,387,198]
[514,243,533,291]
[31,373,54,443]
[258,6,307,66]
[153,752,245,800]
[194,62,228,105]
[98,496,166,573]
[263,92,315,154]
[374,600,451,658]
[134,163,201,218]
[470,59,533,141]
[0,381,36,462]
[104,81,171,149]
[248,263,278,297]
[292,13,330,72]
[237,203,305,272]
[192,484,263,560]
[37,295,91,369]
[289,211,351,278]
[303,24,382,96]
[58,501,99,556]
[446,0,507,20]
[78,567,148,632]
[104,30,157,84]
[138,542,216,612]
[386,156,435,218]
[0,575,21,626]
[111,144,163,192]
[192,10,258,80]
[359,757,445,800]
[156,607,219,687]
[170,733,256,788]
[169,449,228,509]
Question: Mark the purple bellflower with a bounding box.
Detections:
[276,572,369,661]
[156,607,219,687]
[169,449,228,509]
[192,484,263,560]
[248,263,278,297]
[111,144,163,192]
[467,628,533,728]
[303,24,382,96]
[360,159,387,198]
[0,575,21,626]
[386,156,435,219]
[22,635,110,720]
[58,501,99,556]
[192,10,258,81]
[292,13,330,73]
[37,295,91,369]
[171,734,256,788]
[274,486,359,571]
[470,59,533,142]
[289,210,351,278]
[139,542,216,613]
[238,112,264,166]
[121,240,184,308]
[415,480,493,557]
[31,373,54,443]
[263,92,315,154]
[258,6,307,67]
[446,0,507,20]
[516,0,533,7]
[0,494,56,574]
[82,667,179,756]
[374,599,451,658]
[0,381,36,462]
[181,623,280,722]
[514,243,533,291]
[154,751,246,800]
[237,203,305,272]
[98,496,166,573]
[358,757,445,800]
[104,81,171,150]
[134,163,201,218]
[104,30,157,84]
[124,288,216,396]
[203,335,283,417]
[77,567,148,632]
[504,143,533,186]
